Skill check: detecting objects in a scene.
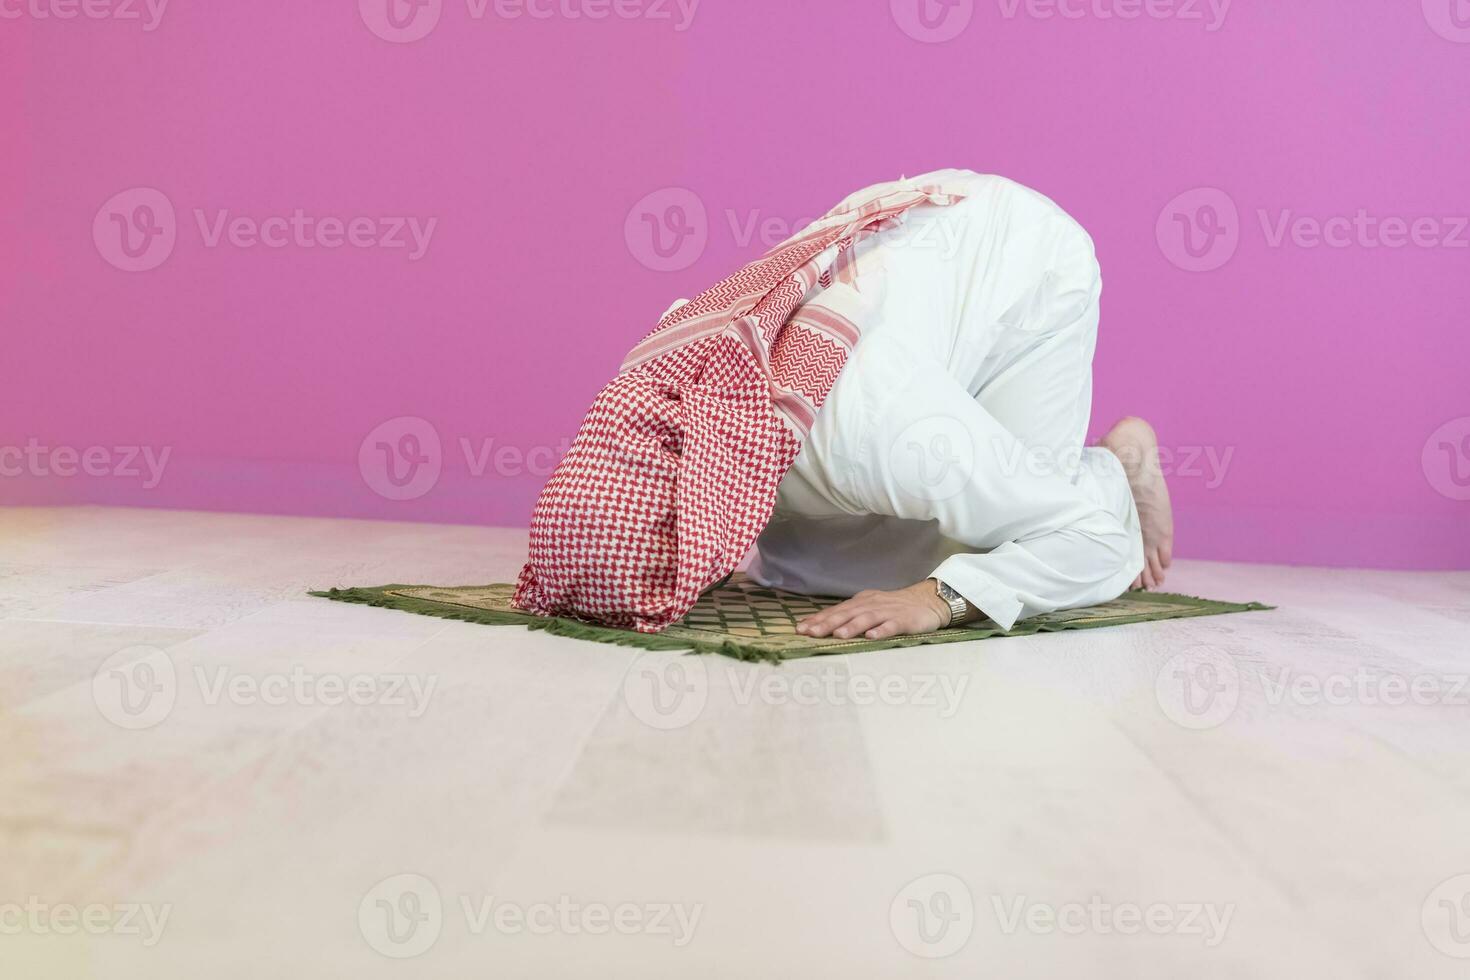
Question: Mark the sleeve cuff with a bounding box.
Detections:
[930,557,1026,632]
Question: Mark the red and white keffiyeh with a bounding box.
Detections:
[513,181,967,632]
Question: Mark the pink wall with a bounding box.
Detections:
[3,0,1468,569]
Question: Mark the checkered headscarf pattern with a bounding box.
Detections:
[513,183,967,632]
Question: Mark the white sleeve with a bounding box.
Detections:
[837,338,1143,630]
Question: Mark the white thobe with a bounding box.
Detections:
[739,170,1145,631]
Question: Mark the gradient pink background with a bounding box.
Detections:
[3,0,1468,568]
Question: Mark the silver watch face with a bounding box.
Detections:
[936,581,960,601]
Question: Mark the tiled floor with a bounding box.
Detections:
[2,506,1468,979]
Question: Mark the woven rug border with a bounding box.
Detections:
[308,584,1274,663]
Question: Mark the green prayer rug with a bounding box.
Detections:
[310,574,1271,662]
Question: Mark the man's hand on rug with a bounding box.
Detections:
[796,581,951,641]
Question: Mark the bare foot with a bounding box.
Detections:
[1101,416,1174,591]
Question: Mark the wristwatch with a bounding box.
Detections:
[934,580,968,628]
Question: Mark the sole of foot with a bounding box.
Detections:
[1101,416,1175,591]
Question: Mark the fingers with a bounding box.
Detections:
[832,610,885,639]
[796,596,916,640]
[797,597,868,637]
[864,620,904,641]
[794,584,950,642]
